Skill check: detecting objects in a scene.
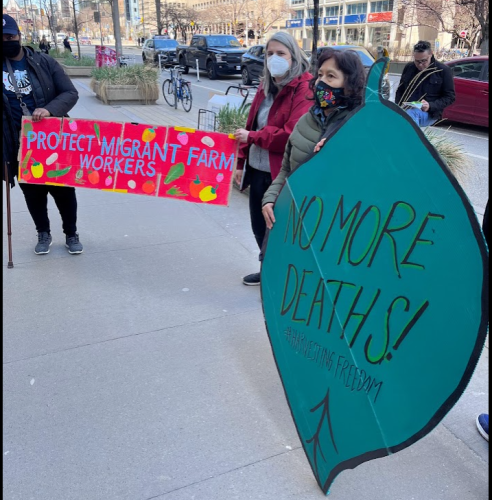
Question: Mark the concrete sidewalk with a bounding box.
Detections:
[3,84,489,500]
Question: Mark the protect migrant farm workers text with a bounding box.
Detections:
[19,117,238,206]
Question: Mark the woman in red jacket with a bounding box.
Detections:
[234,32,312,286]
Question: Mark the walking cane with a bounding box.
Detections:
[4,162,14,268]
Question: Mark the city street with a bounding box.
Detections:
[3,60,489,499]
[75,44,489,219]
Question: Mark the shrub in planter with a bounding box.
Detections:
[216,102,251,134]
[61,55,95,67]
[423,127,473,186]
[90,65,159,104]
[49,47,64,56]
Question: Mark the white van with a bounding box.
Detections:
[56,33,67,43]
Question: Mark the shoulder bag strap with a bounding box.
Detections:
[5,58,32,116]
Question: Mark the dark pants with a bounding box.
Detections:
[19,184,78,236]
[248,167,272,261]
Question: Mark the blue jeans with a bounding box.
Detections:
[406,108,437,127]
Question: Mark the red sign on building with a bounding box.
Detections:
[368,12,393,22]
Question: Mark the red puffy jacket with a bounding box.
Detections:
[237,71,313,183]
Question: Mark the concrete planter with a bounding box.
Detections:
[91,80,159,105]
[60,63,94,77]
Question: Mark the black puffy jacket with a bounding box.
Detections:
[395,56,455,120]
[3,46,79,186]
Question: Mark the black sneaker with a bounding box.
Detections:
[65,233,83,254]
[243,272,260,286]
[34,232,52,255]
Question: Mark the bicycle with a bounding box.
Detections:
[162,66,193,112]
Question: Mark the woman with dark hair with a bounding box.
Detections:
[234,31,313,286]
[262,47,366,228]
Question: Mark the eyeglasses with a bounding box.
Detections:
[415,58,430,65]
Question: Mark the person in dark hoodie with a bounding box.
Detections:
[3,14,83,255]
[234,32,313,286]
[395,40,455,127]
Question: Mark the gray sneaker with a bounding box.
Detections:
[65,233,83,254]
[34,232,52,254]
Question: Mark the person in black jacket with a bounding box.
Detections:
[2,15,83,255]
[63,35,72,53]
[39,35,51,54]
[395,40,455,127]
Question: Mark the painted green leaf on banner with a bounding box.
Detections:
[261,58,488,494]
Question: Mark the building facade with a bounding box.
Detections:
[285,0,454,53]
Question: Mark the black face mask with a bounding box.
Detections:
[4,40,22,59]
[315,81,345,109]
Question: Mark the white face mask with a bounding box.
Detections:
[267,54,290,78]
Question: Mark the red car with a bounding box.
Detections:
[80,36,92,45]
[442,56,489,127]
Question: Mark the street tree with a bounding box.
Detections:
[246,0,291,43]
[41,0,60,49]
[202,0,249,37]
[105,0,123,57]
[166,4,198,43]
[464,0,489,54]
[412,0,487,54]
[68,0,83,58]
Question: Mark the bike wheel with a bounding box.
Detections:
[181,83,192,112]
[162,79,176,108]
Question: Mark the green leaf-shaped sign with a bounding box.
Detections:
[261,58,488,494]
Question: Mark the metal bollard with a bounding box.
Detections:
[196,58,200,82]
[158,54,162,73]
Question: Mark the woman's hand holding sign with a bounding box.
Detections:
[262,203,275,229]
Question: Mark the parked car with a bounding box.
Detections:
[442,56,488,127]
[240,45,265,84]
[177,35,246,79]
[240,45,311,85]
[142,36,179,65]
[80,36,92,45]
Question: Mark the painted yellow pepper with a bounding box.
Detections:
[31,161,44,179]
[199,184,218,202]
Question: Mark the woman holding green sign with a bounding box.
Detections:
[262,48,366,228]
[234,32,313,286]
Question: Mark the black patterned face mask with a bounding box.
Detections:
[315,80,345,109]
[4,40,22,58]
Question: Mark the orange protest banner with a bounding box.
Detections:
[19,117,238,206]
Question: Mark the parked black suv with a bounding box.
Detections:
[177,35,246,79]
[142,36,179,66]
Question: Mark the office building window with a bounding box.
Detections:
[346,3,367,14]
[325,6,339,16]
[324,28,337,43]
[346,27,365,44]
[370,0,393,12]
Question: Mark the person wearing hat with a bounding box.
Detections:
[2,14,83,254]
